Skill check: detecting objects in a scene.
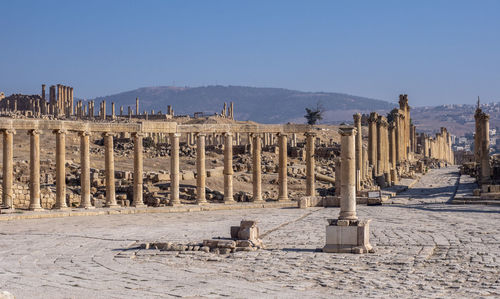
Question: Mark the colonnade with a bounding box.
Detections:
[0,120,316,210]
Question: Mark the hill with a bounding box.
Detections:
[91,85,395,124]
[411,103,500,137]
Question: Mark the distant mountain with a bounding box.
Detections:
[91,85,395,124]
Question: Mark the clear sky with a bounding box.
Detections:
[1,0,499,106]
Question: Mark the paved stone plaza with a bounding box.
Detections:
[0,166,498,298]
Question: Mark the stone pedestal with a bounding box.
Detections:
[323,219,373,254]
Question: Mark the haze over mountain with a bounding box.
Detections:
[92,85,395,124]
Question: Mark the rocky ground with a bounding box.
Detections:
[0,166,498,298]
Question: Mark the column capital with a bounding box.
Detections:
[102,132,116,137]
[52,129,67,135]
[353,113,362,122]
[131,132,147,138]
[368,112,379,123]
[1,129,16,135]
[169,132,181,138]
[338,126,357,136]
[27,129,42,136]
[277,132,288,137]
[304,132,317,137]
[78,131,91,137]
[195,132,206,137]
[223,131,233,136]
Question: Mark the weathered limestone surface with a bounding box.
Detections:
[0,167,496,298]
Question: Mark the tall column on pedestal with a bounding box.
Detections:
[223,132,235,203]
[136,97,140,116]
[170,133,181,206]
[2,129,14,209]
[196,133,207,204]
[368,112,378,177]
[278,133,288,201]
[28,130,43,211]
[54,129,68,209]
[353,113,362,191]
[103,132,118,207]
[305,132,316,196]
[252,134,263,202]
[132,132,146,207]
[79,131,93,209]
[338,126,357,220]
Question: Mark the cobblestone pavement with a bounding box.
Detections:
[0,166,499,298]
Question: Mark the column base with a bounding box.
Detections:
[132,203,146,208]
[277,196,289,201]
[29,206,44,212]
[54,206,71,211]
[169,200,182,207]
[105,204,120,208]
[224,198,235,204]
[196,200,209,205]
[79,206,95,209]
[323,219,374,254]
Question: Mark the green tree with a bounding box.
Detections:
[304,103,324,125]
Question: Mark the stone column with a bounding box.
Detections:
[474,108,481,163]
[338,126,357,220]
[136,97,139,116]
[223,132,235,203]
[252,134,263,202]
[54,129,68,209]
[278,133,288,201]
[2,129,16,209]
[111,102,115,119]
[103,132,118,207]
[132,132,146,207]
[368,112,378,175]
[79,131,93,209]
[70,87,74,115]
[376,116,384,176]
[362,144,368,181]
[305,132,316,196]
[28,130,43,211]
[480,113,490,183]
[2,129,14,209]
[353,113,362,190]
[196,133,207,204]
[170,133,181,206]
[389,123,396,183]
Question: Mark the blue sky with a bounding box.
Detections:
[0,0,499,106]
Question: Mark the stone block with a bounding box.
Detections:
[181,171,195,180]
[323,219,373,254]
[207,167,224,178]
[230,226,240,239]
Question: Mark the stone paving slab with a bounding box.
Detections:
[0,166,499,298]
